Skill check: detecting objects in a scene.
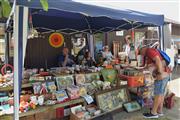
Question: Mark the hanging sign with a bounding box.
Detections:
[49,33,64,48]
[116,31,124,36]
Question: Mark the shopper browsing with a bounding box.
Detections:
[58,47,75,67]
[138,46,170,119]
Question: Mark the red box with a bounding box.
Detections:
[119,74,144,87]
[56,107,64,119]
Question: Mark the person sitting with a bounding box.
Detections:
[82,51,96,67]
[58,47,75,67]
[102,46,113,61]
[75,47,88,64]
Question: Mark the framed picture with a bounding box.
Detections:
[123,101,141,112]
[95,86,129,112]
[46,81,56,93]
[101,69,118,83]
[85,73,100,83]
[55,90,69,102]
[55,75,74,90]
[75,74,86,85]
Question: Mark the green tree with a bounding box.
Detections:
[0,0,11,18]
[0,0,48,18]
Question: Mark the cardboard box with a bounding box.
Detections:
[20,115,35,120]
[70,112,82,120]
[56,107,64,119]
[64,108,71,116]
[35,109,56,120]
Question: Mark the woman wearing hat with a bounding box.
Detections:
[102,46,113,61]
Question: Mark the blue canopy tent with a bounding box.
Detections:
[18,0,164,33]
[10,0,164,119]
[31,9,155,34]
[17,0,164,26]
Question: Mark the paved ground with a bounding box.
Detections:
[172,65,180,80]
[112,67,180,120]
[169,66,180,97]
[113,97,180,120]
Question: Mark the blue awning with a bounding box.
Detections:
[17,0,164,33]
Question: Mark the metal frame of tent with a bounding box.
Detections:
[5,1,165,120]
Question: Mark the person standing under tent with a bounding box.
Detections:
[123,35,131,63]
[138,46,170,119]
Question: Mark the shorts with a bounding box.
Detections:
[154,76,169,95]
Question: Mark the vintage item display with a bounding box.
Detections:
[118,52,127,64]
[70,104,101,120]
[113,41,120,58]
[0,59,148,120]
[101,69,118,83]
[56,75,74,90]
[123,101,141,112]
[55,90,69,102]
[119,68,144,87]
[67,85,80,99]
[95,87,129,112]
[33,82,42,95]
[40,83,48,94]
[0,96,10,111]
[46,81,57,93]
[75,74,86,85]
[85,73,100,83]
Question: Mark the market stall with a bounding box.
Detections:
[1,0,165,120]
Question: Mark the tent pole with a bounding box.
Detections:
[84,16,95,59]
[159,26,164,50]
[22,7,28,66]
[13,5,28,120]
[14,5,20,120]
[105,32,108,45]
[4,31,9,65]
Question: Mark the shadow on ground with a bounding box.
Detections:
[112,97,180,120]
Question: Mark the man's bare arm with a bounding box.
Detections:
[152,56,163,74]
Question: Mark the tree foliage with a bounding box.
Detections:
[0,0,48,18]
[0,0,11,18]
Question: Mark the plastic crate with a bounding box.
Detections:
[119,74,144,87]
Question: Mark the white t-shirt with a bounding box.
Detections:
[123,44,130,56]
[102,51,113,61]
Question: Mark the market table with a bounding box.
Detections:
[0,83,32,92]
[0,97,86,120]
